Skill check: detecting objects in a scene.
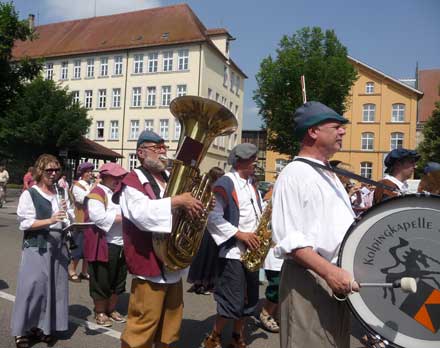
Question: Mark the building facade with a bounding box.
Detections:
[13,4,246,172]
[265,56,423,182]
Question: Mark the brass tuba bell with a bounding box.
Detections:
[152,96,238,271]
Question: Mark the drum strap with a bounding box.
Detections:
[294,158,399,192]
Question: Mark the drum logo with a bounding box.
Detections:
[381,237,440,333]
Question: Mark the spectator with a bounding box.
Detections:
[0,165,10,204]
[23,167,35,191]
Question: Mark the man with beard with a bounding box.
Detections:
[114,130,204,348]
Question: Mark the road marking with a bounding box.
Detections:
[0,290,122,339]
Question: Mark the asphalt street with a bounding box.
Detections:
[0,189,364,348]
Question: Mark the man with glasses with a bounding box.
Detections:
[373,148,420,204]
[114,130,204,348]
[272,101,358,348]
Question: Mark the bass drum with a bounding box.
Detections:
[338,194,440,348]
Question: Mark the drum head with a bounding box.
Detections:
[338,194,440,348]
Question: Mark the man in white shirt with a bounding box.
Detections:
[203,143,261,348]
[373,148,419,204]
[84,162,128,327]
[115,130,204,348]
[272,101,359,348]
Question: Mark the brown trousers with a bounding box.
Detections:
[121,278,183,348]
[279,260,351,348]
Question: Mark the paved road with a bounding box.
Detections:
[0,190,365,348]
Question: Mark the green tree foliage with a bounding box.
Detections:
[417,101,440,170]
[0,78,91,162]
[0,2,41,115]
[253,27,358,156]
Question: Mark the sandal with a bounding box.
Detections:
[15,336,30,348]
[68,273,81,283]
[95,312,112,327]
[259,308,280,333]
[108,310,126,323]
[30,328,55,344]
[360,333,388,348]
[79,272,90,280]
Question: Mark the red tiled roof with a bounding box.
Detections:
[12,4,246,78]
[206,28,234,39]
[418,69,440,123]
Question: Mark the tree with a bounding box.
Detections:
[253,27,358,157]
[0,78,91,162]
[0,2,41,116]
[417,101,440,172]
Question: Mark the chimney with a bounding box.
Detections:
[28,14,35,30]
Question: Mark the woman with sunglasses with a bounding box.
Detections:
[11,154,74,348]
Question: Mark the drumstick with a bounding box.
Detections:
[359,277,417,294]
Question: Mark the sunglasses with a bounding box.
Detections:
[44,168,61,174]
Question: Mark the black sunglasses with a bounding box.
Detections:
[44,168,61,174]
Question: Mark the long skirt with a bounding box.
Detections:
[187,230,218,285]
[11,234,70,336]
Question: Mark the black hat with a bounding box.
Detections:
[384,148,420,173]
[293,101,348,139]
[424,161,440,174]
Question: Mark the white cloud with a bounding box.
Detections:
[36,0,165,22]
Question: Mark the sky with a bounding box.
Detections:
[12,0,440,130]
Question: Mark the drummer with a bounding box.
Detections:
[272,101,358,348]
[373,148,420,204]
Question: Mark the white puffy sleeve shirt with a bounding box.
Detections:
[72,180,91,204]
[272,157,355,264]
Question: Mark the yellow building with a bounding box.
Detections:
[265,56,423,182]
[13,4,245,172]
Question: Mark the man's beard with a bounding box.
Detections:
[143,158,166,173]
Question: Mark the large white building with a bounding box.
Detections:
[13,4,246,172]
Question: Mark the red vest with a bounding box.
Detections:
[83,186,109,262]
[113,171,163,277]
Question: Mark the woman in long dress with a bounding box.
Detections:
[11,154,74,348]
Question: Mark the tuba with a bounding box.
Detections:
[152,96,238,271]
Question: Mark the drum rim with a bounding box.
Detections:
[337,193,440,348]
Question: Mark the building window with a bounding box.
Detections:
[235,105,239,116]
[362,104,376,122]
[275,159,288,173]
[218,136,226,149]
[98,89,107,108]
[87,58,94,78]
[160,119,169,139]
[215,93,220,102]
[114,56,123,75]
[129,120,140,140]
[161,86,171,106]
[221,96,227,106]
[208,88,213,99]
[109,120,119,140]
[133,54,143,74]
[235,75,240,95]
[85,90,93,109]
[146,87,156,106]
[361,132,374,151]
[174,121,181,140]
[73,60,81,78]
[100,57,108,76]
[96,120,104,140]
[129,154,138,171]
[391,103,405,122]
[177,84,187,97]
[148,52,158,73]
[132,87,141,107]
[178,49,189,71]
[390,132,404,150]
[365,82,375,94]
[230,71,235,92]
[72,91,80,104]
[360,162,373,179]
[223,66,228,87]
[144,119,154,131]
[229,101,233,111]
[45,63,53,80]
[163,51,173,72]
[60,61,68,80]
[112,88,121,108]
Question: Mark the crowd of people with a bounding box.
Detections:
[7,102,440,348]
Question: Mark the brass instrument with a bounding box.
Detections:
[418,170,440,195]
[152,96,238,271]
[241,200,274,272]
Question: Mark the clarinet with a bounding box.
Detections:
[53,184,78,250]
